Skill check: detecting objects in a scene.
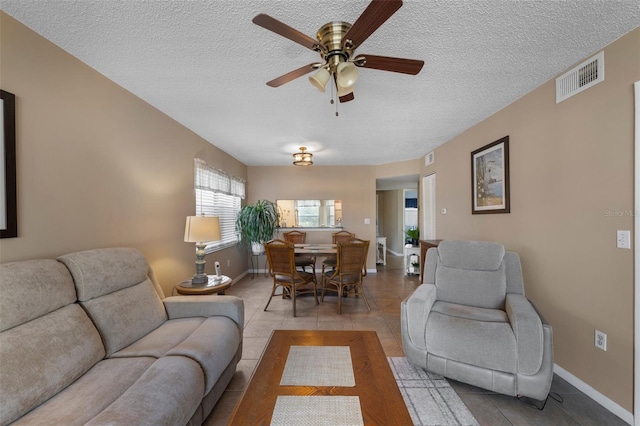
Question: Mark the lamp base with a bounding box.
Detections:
[191,273,208,286]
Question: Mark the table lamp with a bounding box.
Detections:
[184,215,221,285]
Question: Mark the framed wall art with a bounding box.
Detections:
[471,135,510,214]
[1,90,17,238]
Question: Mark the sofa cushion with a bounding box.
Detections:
[81,279,168,356]
[0,259,77,332]
[112,316,242,394]
[84,356,204,426]
[431,300,509,323]
[59,248,168,356]
[11,357,155,426]
[426,304,517,374]
[58,247,150,301]
[0,304,105,425]
[435,262,507,309]
[437,240,505,271]
[435,241,507,309]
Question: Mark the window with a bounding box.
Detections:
[295,200,321,227]
[194,159,245,252]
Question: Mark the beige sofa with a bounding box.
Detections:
[0,248,243,425]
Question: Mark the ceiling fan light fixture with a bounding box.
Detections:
[336,61,359,88]
[309,68,331,92]
[293,147,313,166]
[337,82,355,97]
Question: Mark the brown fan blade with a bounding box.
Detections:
[253,14,320,51]
[266,64,319,87]
[339,92,355,103]
[354,54,424,75]
[343,0,403,49]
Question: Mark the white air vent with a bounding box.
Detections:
[556,51,604,103]
[425,151,434,166]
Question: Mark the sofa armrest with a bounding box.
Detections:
[163,295,244,330]
[505,293,543,375]
[401,284,437,349]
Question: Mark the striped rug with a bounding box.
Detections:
[388,357,478,426]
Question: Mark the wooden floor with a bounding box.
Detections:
[204,254,628,426]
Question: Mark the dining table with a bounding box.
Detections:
[293,243,337,255]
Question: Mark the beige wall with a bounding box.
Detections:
[247,166,378,269]
[421,28,639,411]
[378,189,405,254]
[376,159,421,179]
[0,13,249,296]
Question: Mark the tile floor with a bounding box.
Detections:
[203,254,628,426]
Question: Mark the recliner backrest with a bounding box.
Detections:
[0,259,105,425]
[433,240,508,309]
[58,248,167,357]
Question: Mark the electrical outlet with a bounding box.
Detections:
[617,230,631,249]
[595,330,607,351]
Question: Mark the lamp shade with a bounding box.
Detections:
[309,68,331,92]
[336,62,358,88]
[184,216,221,243]
[337,83,355,97]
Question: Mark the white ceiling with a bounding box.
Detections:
[2,1,639,166]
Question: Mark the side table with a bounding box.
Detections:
[174,275,232,296]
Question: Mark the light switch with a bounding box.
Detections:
[364,218,371,225]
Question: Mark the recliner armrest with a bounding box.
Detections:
[505,293,543,375]
[163,295,244,330]
[401,284,437,349]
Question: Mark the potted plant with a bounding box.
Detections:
[235,199,280,255]
[406,227,420,246]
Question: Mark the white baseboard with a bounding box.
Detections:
[233,271,249,282]
[554,364,633,425]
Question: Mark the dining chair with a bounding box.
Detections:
[283,230,315,274]
[321,239,370,314]
[264,239,318,317]
[321,230,355,276]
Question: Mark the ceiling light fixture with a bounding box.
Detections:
[293,147,313,166]
[307,22,360,96]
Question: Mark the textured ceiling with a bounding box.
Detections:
[2,1,639,166]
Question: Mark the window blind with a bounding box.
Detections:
[194,159,245,252]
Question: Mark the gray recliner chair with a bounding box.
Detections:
[401,240,553,405]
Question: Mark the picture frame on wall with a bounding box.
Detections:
[1,89,17,238]
[471,135,510,214]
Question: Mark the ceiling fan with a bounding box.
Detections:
[253,0,424,103]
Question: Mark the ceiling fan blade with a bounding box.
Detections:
[343,0,403,49]
[354,54,424,75]
[253,14,320,51]
[339,92,355,103]
[266,63,319,87]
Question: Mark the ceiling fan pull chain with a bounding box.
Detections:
[329,81,339,117]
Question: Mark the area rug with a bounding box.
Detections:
[388,357,479,426]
